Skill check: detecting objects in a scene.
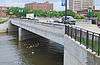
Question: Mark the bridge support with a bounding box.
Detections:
[18,28,22,42]
[18,27,35,41]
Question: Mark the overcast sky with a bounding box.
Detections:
[0,0,100,10]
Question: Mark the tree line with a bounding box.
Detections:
[6,7,85,19]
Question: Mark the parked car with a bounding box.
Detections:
[62,16,76,25]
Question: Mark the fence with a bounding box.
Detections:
[65,25,100,56]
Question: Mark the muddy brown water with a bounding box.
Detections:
[0,33,63,65]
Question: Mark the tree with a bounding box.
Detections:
[7,7,28,17]
[7,7,19,17]
[74,14,85,19]
[66,10,76,17]
[18,8,28,17]
[95,12,100,21]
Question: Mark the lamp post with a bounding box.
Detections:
[61,0,67,23]
[61,0,67,14]
[65,0,67,18]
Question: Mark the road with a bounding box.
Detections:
[74,22,100,34]
[18,17,100,34]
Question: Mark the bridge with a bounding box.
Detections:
[10,18,65,45]
[9,18,100,65]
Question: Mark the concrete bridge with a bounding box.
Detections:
[10,18,65,45]
[9,18,100,65]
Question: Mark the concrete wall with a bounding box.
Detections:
[64,35,87,65]
[0,20,10,32]
[64,34,100,65]
[87,50,100,65]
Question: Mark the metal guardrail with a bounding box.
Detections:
[65,25,100,56]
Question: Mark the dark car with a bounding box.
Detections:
[97,21,100,27]
[62,16,76,25]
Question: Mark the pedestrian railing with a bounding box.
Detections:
[65,25,100,56]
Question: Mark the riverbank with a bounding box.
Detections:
[0,30,7,33]
[0,18,9,33]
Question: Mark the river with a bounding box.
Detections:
[0,33,63,65]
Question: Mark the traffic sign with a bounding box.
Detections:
[87,8,94,17]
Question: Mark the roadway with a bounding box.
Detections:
[75,22,100,34]
[14,18,100,34]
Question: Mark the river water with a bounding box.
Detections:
[0,33,63,65]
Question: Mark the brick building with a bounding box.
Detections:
[25,2,53,11]
[0,6,8,17]
[77,9,100,16]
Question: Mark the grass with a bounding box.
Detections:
[0,18,8,24]
[75,36,99,54]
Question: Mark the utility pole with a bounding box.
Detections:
[65,0,67,18]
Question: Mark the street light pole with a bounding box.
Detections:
[65,0,67,19]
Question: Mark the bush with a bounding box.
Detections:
[74,14,85,19]
[95,12,100,21]
[0,18,8,24]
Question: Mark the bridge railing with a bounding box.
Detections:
[65,25,100,56]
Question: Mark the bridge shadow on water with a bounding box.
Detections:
[8,30,64,65]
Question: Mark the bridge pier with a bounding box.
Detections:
[18,27,22,42]
[18,27,36,42]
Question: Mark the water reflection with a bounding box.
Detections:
[0,33,63,65]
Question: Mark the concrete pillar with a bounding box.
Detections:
[18,27,22,42]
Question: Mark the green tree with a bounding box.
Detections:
[7,7,28,17]
[95,12,100,21]
[18,8,28,17]
[7,7,19,17]
[74,14,85,19]
[66,10,76,17]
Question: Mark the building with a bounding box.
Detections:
[69,0,94,12]
[25,2,53,11]
[69,0,82,11]
[82,0,94,10]
[0,6,8,17]
[77,9,100,16]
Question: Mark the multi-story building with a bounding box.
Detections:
[0,6,8,17]
[69,0,82,11]
[25,2,53,11]
[82,0,94,10]
[69,0,94,12]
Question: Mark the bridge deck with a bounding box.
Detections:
[10,18,65,45]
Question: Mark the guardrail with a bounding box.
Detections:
[65,25,100,56]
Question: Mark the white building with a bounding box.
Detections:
[69,0,94,11]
